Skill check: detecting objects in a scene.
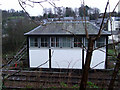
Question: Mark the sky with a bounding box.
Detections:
[0,0,120,16]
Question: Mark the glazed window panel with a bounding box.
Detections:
[85,38,88,47]
[60,37,71,47]
[74,37,82,47]
[50,37,60,47]
[56,37,60,47]
[30,37,38,47]
[41,37,49,47]
[51,37,55,47]
[96,37,105,47]
[29,36,106,48]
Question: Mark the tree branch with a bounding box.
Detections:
[83,0,89,39]
[94,41,120,51]
[18,0,40,26]
[91,61,104,69]
[95,0,109,40]
[36,49,54,68]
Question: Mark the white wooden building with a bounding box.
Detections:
[24,21,110,69]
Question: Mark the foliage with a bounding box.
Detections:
[42,6,100,19]
[2,9,26,21]
[7,16,24,20]
[65,7,75,17]
[25,85,32,88]
[118,70,120,75]
[79,5,90,17]
[108,49,115,55]
[50,86,57,88]
[87,81,99,88]
[72,84,79,88]
[2,10,37,55]
[60,82,68,87]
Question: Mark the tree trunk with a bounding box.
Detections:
[80,37,95,89]
[108,53,120,90]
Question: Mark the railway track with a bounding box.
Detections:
[2,69,120,89]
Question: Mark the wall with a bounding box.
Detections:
[29,47,106,69]
[51,48,82,69]
[29,48,82,69]
[84,48,106,69]
[29,48,49,68]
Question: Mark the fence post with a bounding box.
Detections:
[49,49,51,69]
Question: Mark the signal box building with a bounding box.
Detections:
[24,21,110,69]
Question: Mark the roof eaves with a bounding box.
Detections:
[89,22,110,35]
[24,33,110,36]
[24,25,41,36]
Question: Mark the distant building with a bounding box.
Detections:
[108,17,120,41]
[90,18,108,31]
[25,21,110,69]
[88,8,94,15]
[45,17,89,22]
[90,16,120,42]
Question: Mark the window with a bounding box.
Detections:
[96,37,105,47]
[41,37,49,47]
[74,37,82,47]
[51,37,55,47]
[30,37,38,47]
[29,36,85,48]
[85,38,88,47]
[51,37,60,47]
[60,37,71,47]
[84,37,105,48]
[56,37,59,47]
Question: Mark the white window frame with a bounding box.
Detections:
[30,37,38,47]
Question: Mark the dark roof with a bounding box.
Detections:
[24,21,111,36]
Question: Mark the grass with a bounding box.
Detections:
[7,16,24,20]
[108,49,115,55]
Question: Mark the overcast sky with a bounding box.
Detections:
[0,0,120,16]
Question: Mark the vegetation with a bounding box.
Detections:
[87,81,99,88]
[108,49,115,55]
[2,10,37,56]
[43,5,100,20]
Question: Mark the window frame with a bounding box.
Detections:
[50,36,60,48]
[29,36,106,49]
[95,36,106,48]
[59,36,72,48]
[74,36,83,48]
[30,37,38,47]
[40,36,49,48]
